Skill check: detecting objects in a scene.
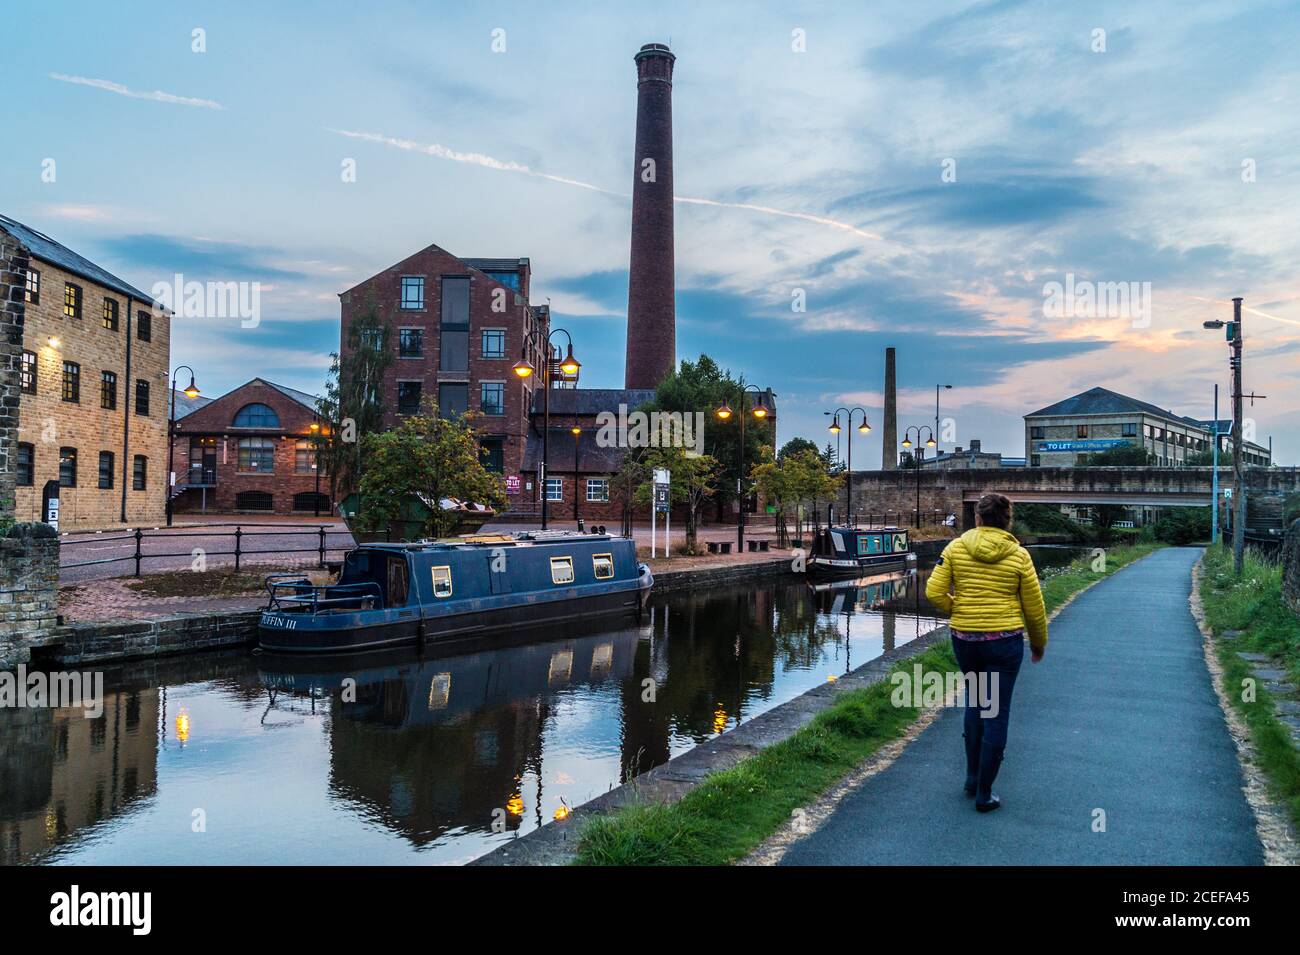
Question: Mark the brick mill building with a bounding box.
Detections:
[1,214,171,530]
[169,378,332,516]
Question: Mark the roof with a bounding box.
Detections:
[1025,386,1188,421]
[530,388,658,416]
[462,257,528,271]
[171,389,213,419]
[0,213,160,306]
[264,379,321,411]
[521,429,634,474]
[175,377,320,421]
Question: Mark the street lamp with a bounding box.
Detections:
[1202,298,1255,576]
[715,385,775,552]
[901,425,935,529]
[166,365,200,527]
[825,406,871,525]
[935,384,952,449]
[513,325,580,530]
[308,418,325,517]
[571,425,582,526]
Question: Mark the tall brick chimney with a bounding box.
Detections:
[882,346,898,469]
[625,42,676,390]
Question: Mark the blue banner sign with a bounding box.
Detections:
[1038,439,1128,452]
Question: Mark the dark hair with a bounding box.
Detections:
[976,493,1013,530]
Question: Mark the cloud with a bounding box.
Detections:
[48,73,224,109]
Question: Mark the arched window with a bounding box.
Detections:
[232,403,281,428]
[235,491,274,511]
[237,437,276,473]
[293,492,331,513]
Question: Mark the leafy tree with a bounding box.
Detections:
[753,446,841,544]
[610,446,651,538]
[778,436,818,462]
[634,446,722,554]
[1153,507,1212,545]
[1077,444,1155,466]
[318,301,394,500]
[1184,448,1217,466]
[356,401,506,539]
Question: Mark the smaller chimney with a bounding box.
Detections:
[970,439,981,453]
[954,446,963,454]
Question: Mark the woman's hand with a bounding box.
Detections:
[1031,645,1045,664]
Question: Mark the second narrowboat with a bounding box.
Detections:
[808,525,916,578]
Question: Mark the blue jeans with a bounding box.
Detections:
[951,634,1024,802]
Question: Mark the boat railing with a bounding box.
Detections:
[264,574,385,614]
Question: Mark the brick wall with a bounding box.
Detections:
[1283,518,1300,617]
[0,228,28,517]
[1,523,61,670]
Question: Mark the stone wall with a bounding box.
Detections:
[0,523,60,669]
[1282,518,1300,616]
[0,227,29,516]
[47,609,260,666]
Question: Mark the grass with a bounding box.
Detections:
[573,542,1163,866]
[1198,544,1300,830]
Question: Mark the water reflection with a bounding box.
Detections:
[2,574,943,866]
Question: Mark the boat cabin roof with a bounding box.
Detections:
[357,531,623,555]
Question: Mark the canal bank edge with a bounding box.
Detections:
[473,543,1164,867]
[13,554,799,669]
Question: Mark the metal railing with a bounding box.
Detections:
[59,522,355,576]
[264,574,383,614]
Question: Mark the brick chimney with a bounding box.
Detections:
[625,43,676,390]
[970,439,981,453]
[882,346,897,469]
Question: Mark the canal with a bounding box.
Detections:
[0,546,1086,865]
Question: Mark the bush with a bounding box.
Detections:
[1153,507,1212,545]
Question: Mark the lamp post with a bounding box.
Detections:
[571,425,582,526]
[308,418,324,517]
[935,384,952,449]
[166,366,200,527]
[1202,298,1257,576]
[716,385,774,552]
[826,406,871,525]
[901,425,935,529]
[513,326,580,530]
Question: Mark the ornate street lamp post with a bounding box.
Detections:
[513,327,580,530]
[901,425,935,530]
[166,366,200,527]
[826,406,871,525]
[716,385,774,552]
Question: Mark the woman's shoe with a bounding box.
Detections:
[975,795,1001,813]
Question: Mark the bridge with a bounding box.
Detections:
[847,466,1300,530]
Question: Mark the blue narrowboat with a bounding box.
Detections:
[808,525,916,578]
[258,531,653,653]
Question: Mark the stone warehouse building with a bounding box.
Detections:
[1024,386,1272,468]
[1,214,171,530]
[169,378,331,516]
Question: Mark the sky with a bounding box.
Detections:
[6,0,1298,463]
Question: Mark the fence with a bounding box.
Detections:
[60,523,356,577]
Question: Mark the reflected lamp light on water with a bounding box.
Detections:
[175,709,191,744]
[553,799,571,821]
[506,794,525,816]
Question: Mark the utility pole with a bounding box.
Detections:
[1210,383,1219,546]
[1230,298,1245,576]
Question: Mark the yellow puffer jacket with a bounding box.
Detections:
[925,527,1048,649]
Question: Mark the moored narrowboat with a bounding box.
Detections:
[259,531,652,653]
[808,525,915,578]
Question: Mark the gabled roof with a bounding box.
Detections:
[530,388,658,416]
[175,377,320,421]
[172,389,213,419]
[263,379,321,411]
[1025,386,1184,421]
[0,213,160,306]
[340,242,530,298]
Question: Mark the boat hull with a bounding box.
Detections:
[808,553,916,579]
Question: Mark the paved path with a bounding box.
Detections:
[782,547,1264,865]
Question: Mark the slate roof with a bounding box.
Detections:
[0,213,160,306]
[175,377,319,421]
[264,379,321,411]
[171,389,214,419]
[521,429,633,474]
[529,388,658,416]
[1025,386,1186,421]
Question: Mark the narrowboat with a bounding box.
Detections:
[258,531,652,653]
[808,525,916,578]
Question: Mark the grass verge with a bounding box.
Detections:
[573,541,1163,866]
[1198,544,1300,831]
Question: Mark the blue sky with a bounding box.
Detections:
[6,0,1298,462]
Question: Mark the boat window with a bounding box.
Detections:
[431,565,453,598]
[550,556,574,585]
[592,553,614,580]
[387,557,409,605]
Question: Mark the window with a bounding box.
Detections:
[132,455,147,490]
[235,491,274,511]
[64,283,82,318]
[440,276,470,372]
[550,556,574,585]
[102,298,119,331]
[134,379,150,416]
[232,403,281,428]
[59,447,77,487]
[431,565,453,598]
[237,437,276,473]
[400,276,425,310]
[136,310,152,342]
[294,440,317,474]
[1029,426,1044,440]
[479,439,504,474]
[98,451,115,489]
[479,381,505,416]
[1075,424,1088,438]
[62,361,80,402]
[1121,422,1137,437]
[398,381,422,415]
[1030,454,1041,466]
[545,477,563,501]
[359,327,384,351]
[438,382,467,419]
[100,371,117,410]
[481,328,506,359]
[24,267,40,304]
[592,553,614,580]
[16,443,34,486]
[587,478,609,503]
[399,327,424,357]
[20,350,36,394]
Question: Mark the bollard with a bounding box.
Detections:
[234,526,243,572]
[133,528,143,577]
[318,526,326,568]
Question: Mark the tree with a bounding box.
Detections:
[356,401,506,539]
[610,446,651,538]
[753,446,841,545]
[1077,444,1155,466]
[1184,448,1216,466]
[778,436,819,462]
[318,301,394,500]
[635,446,722,554]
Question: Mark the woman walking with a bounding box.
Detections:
[925,493,1048,813]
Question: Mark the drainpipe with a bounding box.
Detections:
[120,296,133,523]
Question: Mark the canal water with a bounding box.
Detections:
[0,546,1084,866]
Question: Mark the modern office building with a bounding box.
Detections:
[1024,386,1272,467]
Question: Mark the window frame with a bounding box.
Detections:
[592,553,614,580]
[481,327,507,359]
[1075,424,1088,439]
[16,442,34,486]
[136,310,152,342]
[64,282,83,319]
[20,350,36,395]
[397,380,423,416]
[231,403,281,429]
[62,361,80,403]
[102,297,120,331]
[59,446,78,487]
[400,276,425,310]
[100,370,117,410]
[236,436,276,474]
[134,379,150,416]
[586,478,610,503]
[544,477,563,501]
[294,439,318,475]
[398,326,425,358]
[549,556,574,585]
[24,267,40,305]
[431,565,453,598]
[98,451,115,489]
[479,380,505,417]
[132,455,148,491]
